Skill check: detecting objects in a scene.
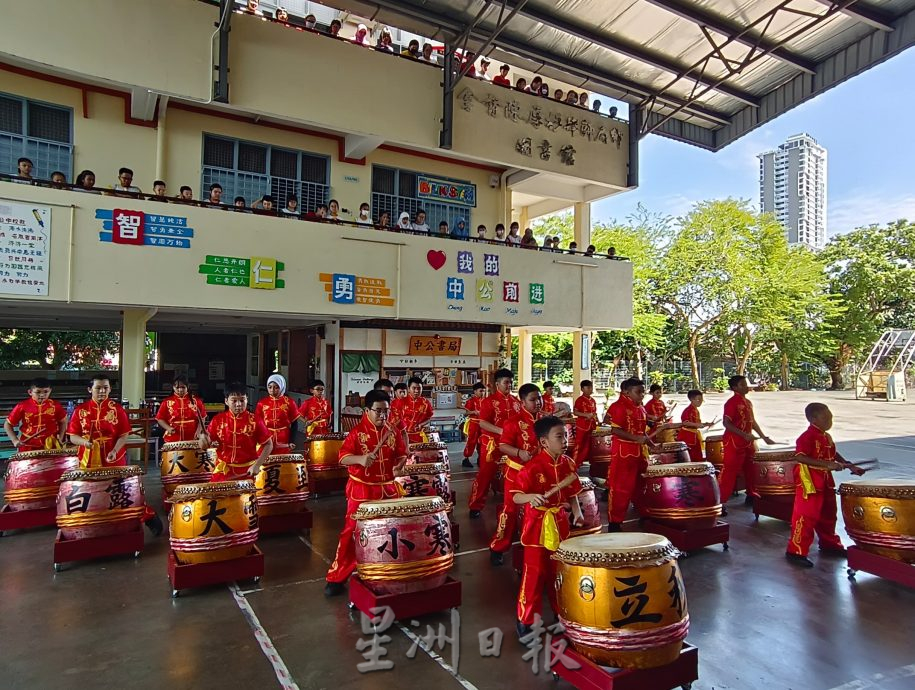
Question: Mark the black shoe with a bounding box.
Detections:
[785,552,814,568]
[516,621,533,640]
[469,510,482,519]
[819,547,847,557]
[720,507,729,517]
[324,581,346,597]
[607,522,621,533]
[462,459,473,468]
[490,549,504,566]
[144,513,164,537]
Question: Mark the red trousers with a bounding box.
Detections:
[517,545,559,625]
[685,442,703,462]
[326,482,399,583]
[787,488,843,556]
[718,444,756,499]
[468,436,500,510]
[608,455,647,523]
[574,429,592,467]
[463,421,481,459]
[489,468,521,552]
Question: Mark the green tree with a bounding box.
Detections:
[0,329,119,369]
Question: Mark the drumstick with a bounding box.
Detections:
[849,458,880,469]
[544,472,578,499]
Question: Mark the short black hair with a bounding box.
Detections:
[225,382,247,398]
[581,380,593,388]
[153,179,166,187]
[374,378,393,390]
[51,171,66,180]
[687,389,703,401]
[416,208,426,215]
[649,384,662,393]
[394,382,408,391]
[621,377,643,392]
[804,402,829,422]
[89,374,111,385]
[543,380,554,389]
[29,377,51,389]
[534,415,564,439]
[262,194,274,203]
[172,375,189,386]
[287,194,298,203]
[728,375,746,390]
[493,368,513,383]
[364,389,390,408]
[407,376,423,386]
[518,383,541,399]
[18,157,33,165]
[209,183,223,191]
[118,167,133,176]
[472,382,485,391]
[180,185,192,193]
[234,196,246,204]
[309,379,325,389]
[316,203,328,211]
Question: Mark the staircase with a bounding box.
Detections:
[855,329,915,401]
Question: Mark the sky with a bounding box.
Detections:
[592,47,915,237]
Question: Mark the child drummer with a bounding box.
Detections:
[677,389,713,461]
[255,374,301,452]
[299,379,333,436]
[786,402,864,568]
[512,415,583,638]
[644,384,669,431]
[155,375,207,443]
[204,383,273,482]
[461,382,486,468]
[4,377,67,451]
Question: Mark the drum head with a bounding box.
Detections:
[592,426,613,437]
[60,465,144,481]
[353,495,446,520]
[306,433,346,442]
[839,478,915,498]
[10,446,78,460]
[161,441,202,451]
[265,454,306,463]
[658,442,688,452]
[400,462,448,473]
[556,532,678,566]
[171,479,255,499]
[754,449,797,462]
[578,477,597,491]
[705,434,724,443]
[409,442,448,451]
[644,461,715,477]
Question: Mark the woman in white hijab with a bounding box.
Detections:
[396,211,412,231]
[255,373,301,450]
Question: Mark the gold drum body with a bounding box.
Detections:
[160,441,214,497]
[555,533,688,669]
[255,454,310,516]
[169,480,259,564]
[649,442,691,466]
[304,433,347,479]
[704,435,724,466]
[840,479,915,563]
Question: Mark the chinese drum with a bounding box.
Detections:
[304,433,347,479]
[652,425,677,445]
[169,480,259,565]
[395,462,451,504]
[160,441,213,498]
[637,462,722,529]
[409,441,449,466]
[649,442,691,466]
[555,533,689,669]
[589,427,613,480]
[565,423,577,457]
[254,454,310,516]
[4,446,79,511]
[571,478,603,537]
[56,466,146,540]
[754,448,798,503]
[840,479,915,563]
[353,495,454,595]
[704,435,723,466]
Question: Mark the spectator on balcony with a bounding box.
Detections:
[521,227,537,248]
[179,186,194,201]
[494,223,506,242]
[356,202,372,225]
[529,76,543,95]
[592,99,602,113]
[478,57,492,81]
[353,24,369,46]
[412,209,430,233]
[13,157,33,183]
[401,39,420,59]
[327,199,342,222]
[276,8,289,23]
[328,19,342,37]
[50,171,67,189]
[540,83,550,98]
[438,220,449,236]
[578,92,589,109]
[553,88,564,101]
[304,14,317,30]
[476,224,488,240]
[75,170,96,191]
[552,236,561,251]
[515,77,528,93]
[461,51,477,77]
[252,194,275,212]
[541,235,552,251]
[565,90,578,106]
[451,218,469,239]
[206,183,224,206]
[304,203,326,221]
[234,196,246,209]
[568,241,578,254]
[113,167,141,193]
[282,195,300,216]
[152,180,168,199]
[376,27,395,53]
[396,212,412,231]
[493,64,511,87]
[584,244,596,257]
[607,246,617,259]
[507,222,522,246]
[420,43,436,63]
[377,210,391,230]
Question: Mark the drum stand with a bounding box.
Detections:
[552,642,698,690]
[347,575,462,620]
[846,546,915,589]
[752,496,793,523]
[0,504,57,535]
[52,524,144,572]
[258,507,313,535]
[168,547,264,597]
[624,519,729,554]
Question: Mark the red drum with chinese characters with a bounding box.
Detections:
[637,462,722,529]
[408,442,449,466]
[395,462,451,504]
[571,478,603,537]
[754,448,798,503]
[556,533,689,669]
[160,441,214,498]
[353,496,454,595]
[56,466,146,540]
[254,454,309,516]
[4,447,79,511]
[589,427,613,480]
[649,442,691,466]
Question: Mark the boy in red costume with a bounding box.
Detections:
[206,383,273,482]
[299,379,333,436]
[677,389,712,461]
[572,380,598,467]
[5,377,67,451]
[606,377,652,531]
[461,382,486,468]
[720,375,775,509]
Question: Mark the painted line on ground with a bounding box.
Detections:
[396,622,479,690]
[229,582,301,690]
[299,534,333,565]
[827,663,915,689]
[237,575,327,596]
[859,440,915,453]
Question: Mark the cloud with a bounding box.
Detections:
[829,190,915,236]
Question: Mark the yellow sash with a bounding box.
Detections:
[798,463,817,498]
[536,505,562,550]
[44,436,62,450]
[79,440,105,469]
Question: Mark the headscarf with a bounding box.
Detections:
[267,373,287,396]
[452,217,468,238]
[397,212,412,229]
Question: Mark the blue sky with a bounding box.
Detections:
[592,48,915,237]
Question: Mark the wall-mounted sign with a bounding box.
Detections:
[382,355,434,368]
[435,356,480,368]
[417,175,477,208]
[319,273,395,307]
[96,209,194,249]
[0,200,50,296]
[198,255,285,289]
[408,335,462,356]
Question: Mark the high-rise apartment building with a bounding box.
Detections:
[758,133,827,250]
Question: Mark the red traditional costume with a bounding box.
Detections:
[719,393,757,499]
[391,394,434,445]
[155,394,206,443]
[206,410,272,481]
[325,415,408,584]
[468,390,521,510]
[299,396,333,436]
[541,393,556,416]
[787,425,844,556]
[67,399,131,468]
[607,394,649,523]
[677,405,704,461]
[255,395,301,450]
[644,398,667,428]
[512,450,581,625]
[490,407,540,553]
[572,394,597,466]
[462,395,483,459]
[7,397,66,451]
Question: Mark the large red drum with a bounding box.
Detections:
[56,466,146,540]
[649,442,691,465]
[637,462,722,529]
[408,442,449,466]
[589,427,613,480]
[571,478,603,537]
[4,447,79,511]
[565,423,577,457]
[160,441,214,498]
[754,449,797,503]
[395,462,451,503]
[353,496,454,595]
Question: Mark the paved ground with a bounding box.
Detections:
[1,390,914,690]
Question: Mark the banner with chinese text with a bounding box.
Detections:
[0,200,50,295]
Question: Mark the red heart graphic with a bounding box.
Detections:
[427,250,446,270]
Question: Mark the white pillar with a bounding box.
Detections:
[516,328,533,385]
[121,308,156,406]
[573,201,591,249]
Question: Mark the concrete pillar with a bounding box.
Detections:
[573,201,591,248]
[519,206,529,232]
[155,97,169,181]
[503,186,514,230]
[571,330,590,392]
[121,308,155,406]
[515,328,533,385]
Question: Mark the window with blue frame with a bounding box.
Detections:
[371,165,474,232]
[201,134,329,210]
[0,93,73,180]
